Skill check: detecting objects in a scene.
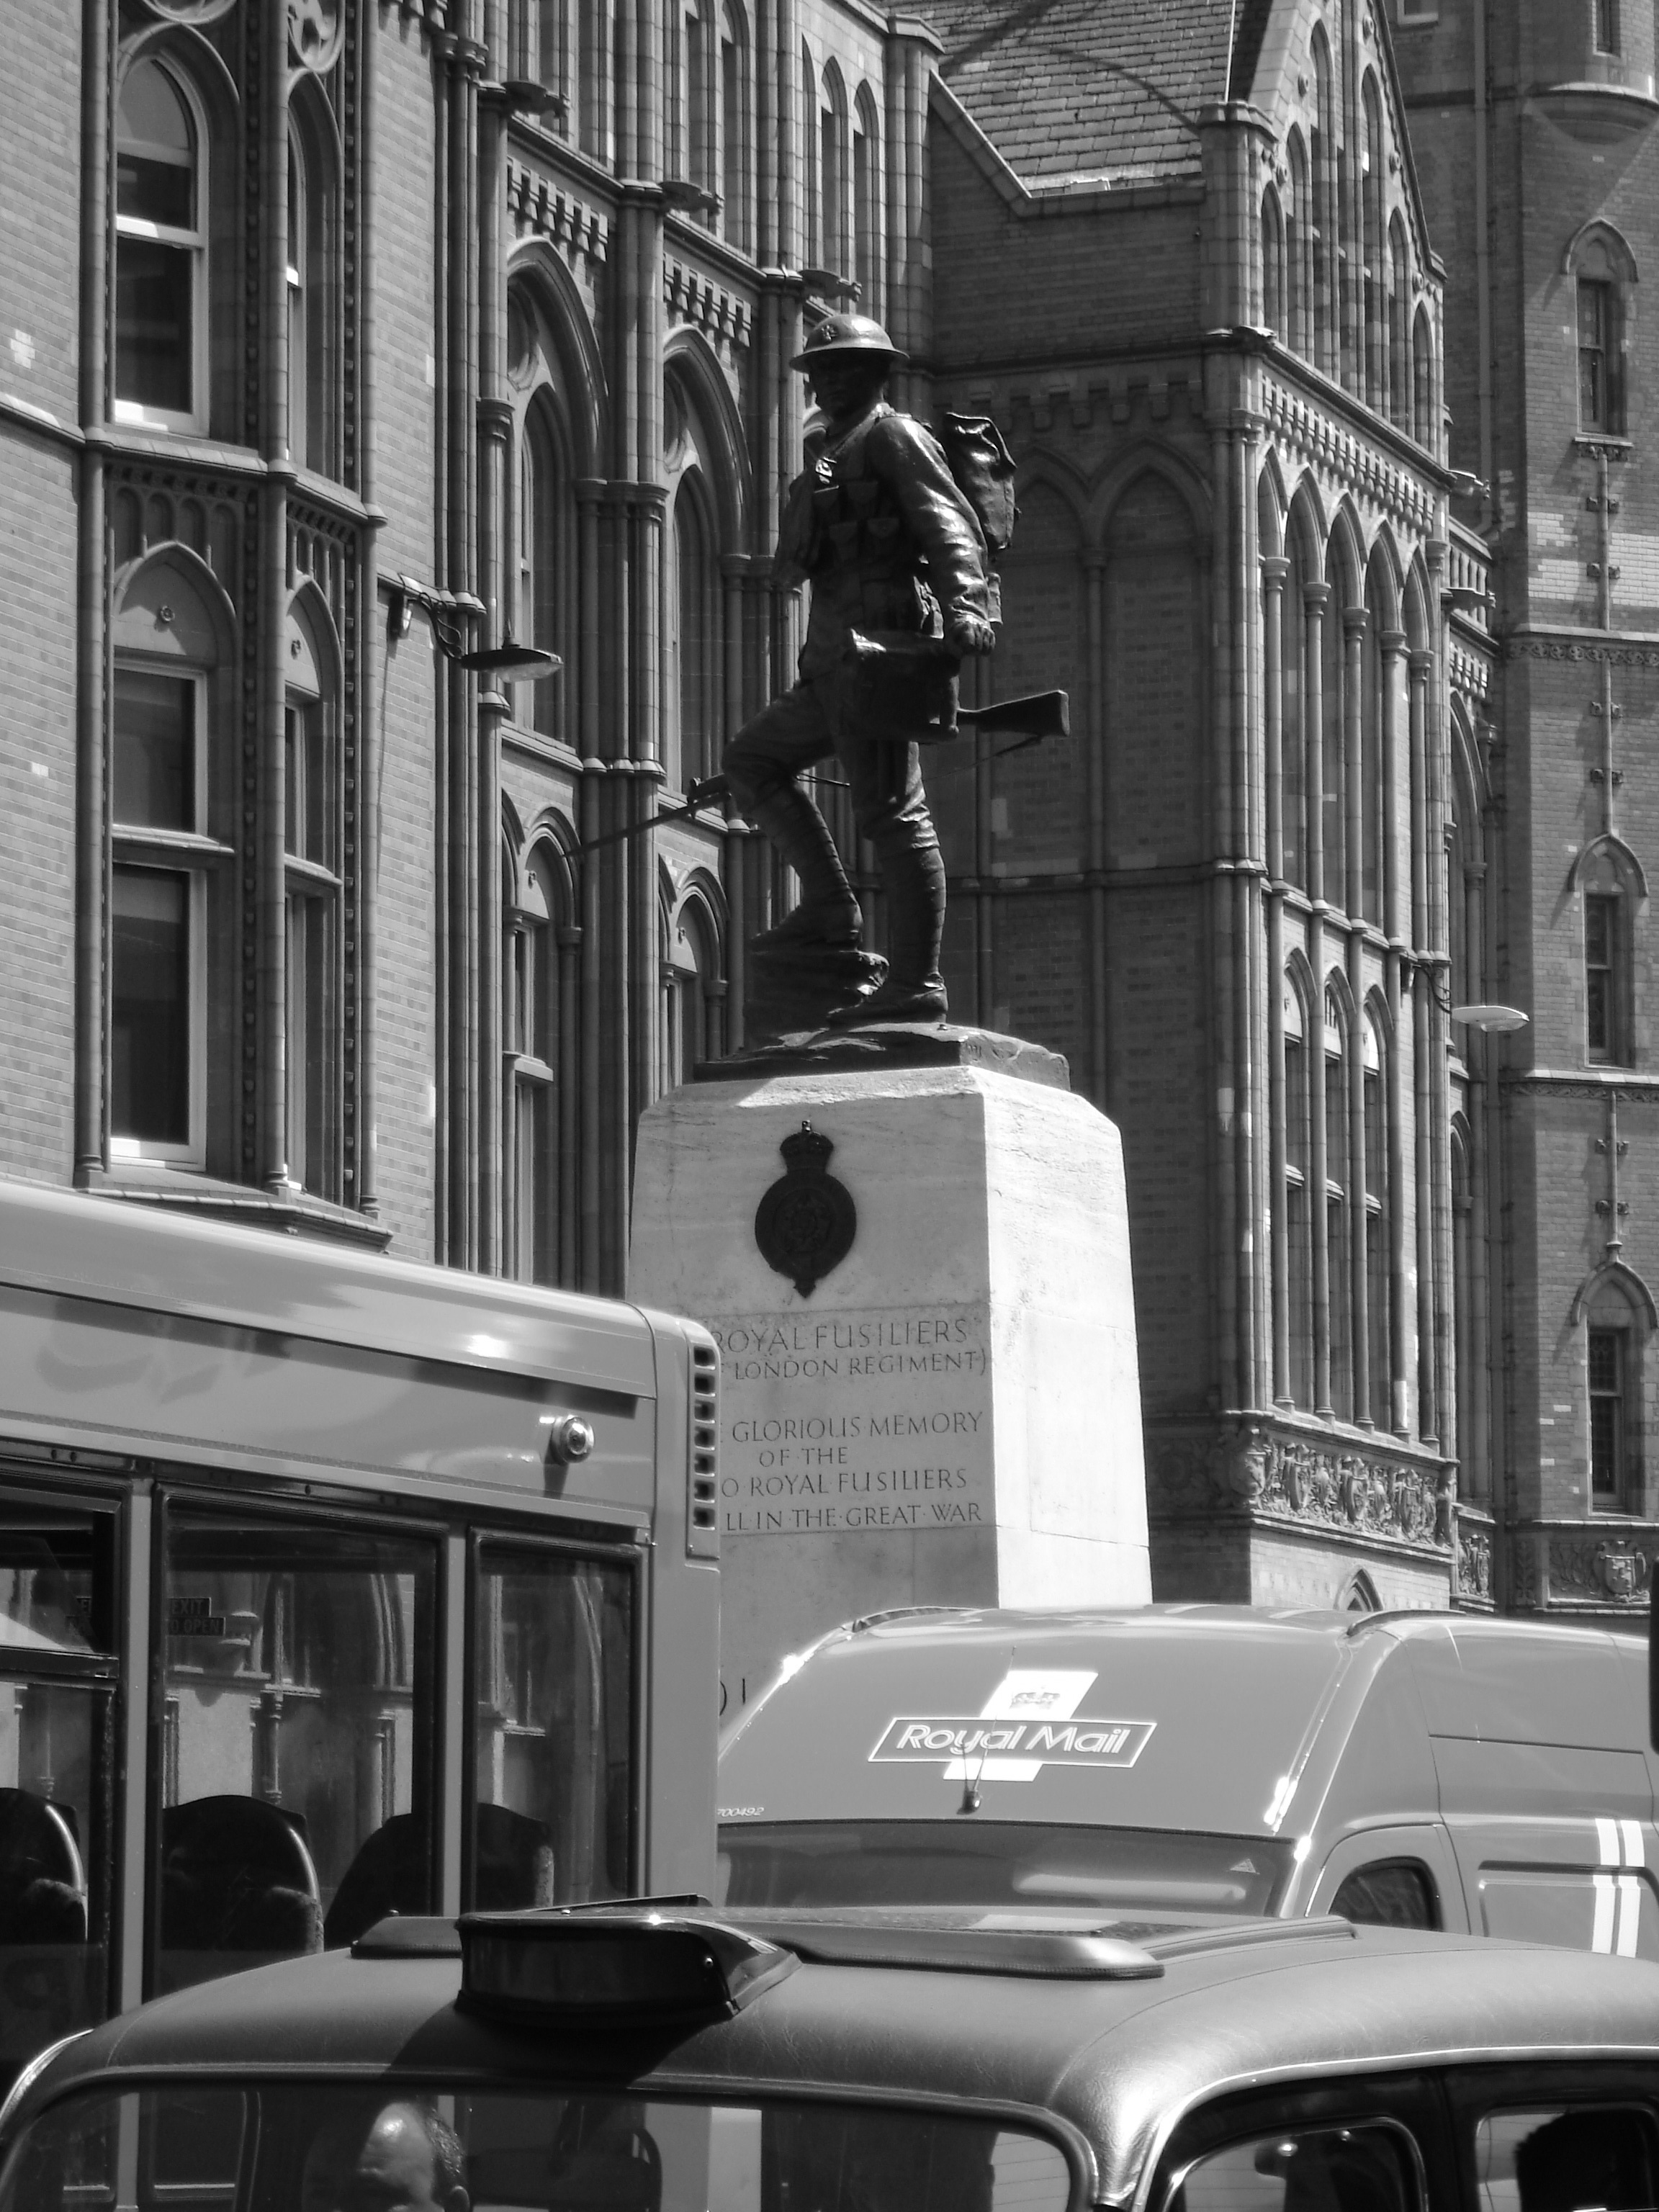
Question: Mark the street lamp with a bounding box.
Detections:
[387,575,562,684]
[1449,1003,1530,1034]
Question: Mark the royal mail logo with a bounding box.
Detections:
[867,1667,1154,1782]
[870,1714,1154,1770]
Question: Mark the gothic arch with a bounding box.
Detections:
[1365,528,1405,628]
[1324,499,1367,606]
[1258,449,1290,554]
[113,541,238,667]
[1403,554,1434,651]
[1336,1568,1382,1612]
[117,18,240,127]
[1567,830,1649,900]
[1570,1259,1659,1331]
[1285,475,1329,567]
[663,324,751,541]
[505,240,608,475]
[1090,441,1208,550]
[1561,217,1639,282]
[1008,446,1090,533]
[287,576,341,699]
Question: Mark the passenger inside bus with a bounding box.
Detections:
[300,2100,469,2212]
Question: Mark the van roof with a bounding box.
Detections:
[717,1605,1649,1840]
[31,1908,1659,2208]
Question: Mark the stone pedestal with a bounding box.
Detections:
[629,1028,1151,1715]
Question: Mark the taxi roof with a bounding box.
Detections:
[27,1909,1659,2209]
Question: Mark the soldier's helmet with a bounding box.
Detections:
[790,313,909,371]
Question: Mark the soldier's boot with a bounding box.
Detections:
[747,788,863,950]
[827,841,948,1025]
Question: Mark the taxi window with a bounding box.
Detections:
[0,1499,117,2078]
[0,2085,1075,2212]
[1168,2125,1419,2212]
[1474,2105,1658,2212]
[471,1545,634,1907]
[155,1511,437,1989]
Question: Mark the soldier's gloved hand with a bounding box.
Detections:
[947,614,997,656]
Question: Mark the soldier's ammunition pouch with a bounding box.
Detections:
[840,631,961,743]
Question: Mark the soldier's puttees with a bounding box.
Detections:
[721,315,997,1028]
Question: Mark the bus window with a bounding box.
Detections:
[154,1511,436,1994]
[472,1545,634,1907]
[0,1501,115,2076]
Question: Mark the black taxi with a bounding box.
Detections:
[0,1900,1655,2211]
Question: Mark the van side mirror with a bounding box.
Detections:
[1650,1578,1659,1753]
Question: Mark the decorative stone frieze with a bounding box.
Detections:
[1509,634,1659,670]
[663,260,752,354]
[1148,1419,1453,1555]
[1262,377,1436,536]
[1506,1519,1659,1609]
[1454,1509,1493,1605]
[508,161,608,274]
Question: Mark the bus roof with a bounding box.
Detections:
[27,1910,1659,2208]
[717,1605,1649,1838]
[0,1177,660,1397]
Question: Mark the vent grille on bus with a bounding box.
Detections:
[687,1336,719,1558]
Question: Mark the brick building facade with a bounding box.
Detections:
[1,0,1493,1611]
[1398,0,1659,1619]
[919,0,1494,1608]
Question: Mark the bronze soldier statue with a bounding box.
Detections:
[723,313,996,1027]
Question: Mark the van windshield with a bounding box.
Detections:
[0,2083,1071,2212]
[718,1819,1294,1915]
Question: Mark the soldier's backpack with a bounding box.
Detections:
[940,412,1018,554]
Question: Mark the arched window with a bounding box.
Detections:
[1388,216,1411,432]
[671,472,719,791]
[820,61,848,280]
[801,45,819,271]
[1284,977,1315,1409]
[1311,30,1336,377]
[1581,845,1635,1066]
[284,592,341,1197]
[1361,565,1388,928]
[1262,186,1285,338]
[1572,230,1635,434]
[1413,306,1434,447]
[114,56,206,430]
[1363,1006,1390,1429]
[662,894,725,1083]
[1280,525,1310,891]
[503,842,575,1285]
[289,91,341,476]
[719,1,750,251]
[1325,983,1354,1419]
[681,0,714,213]
[1361,77,1384,408]
[1321,554,1352,916]
[109,554,232,1169]
[1287,130,1311,359]
[853,84,881,315]
[1586,1276,1645,1509]
[507,295,578,739]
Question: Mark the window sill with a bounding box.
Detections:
[114,827,233,862]
[82,1166,392,1249]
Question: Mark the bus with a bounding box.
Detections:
[0,1177,719,2078]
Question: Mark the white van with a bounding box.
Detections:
[716,1603,1659,1955]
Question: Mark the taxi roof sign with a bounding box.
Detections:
[457,1907,799,2027]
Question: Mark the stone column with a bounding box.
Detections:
[258,0,294,1194]
[1304,583,1331,1414]
[1381,626,1411,1436]
[1408,646,1436,1444]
